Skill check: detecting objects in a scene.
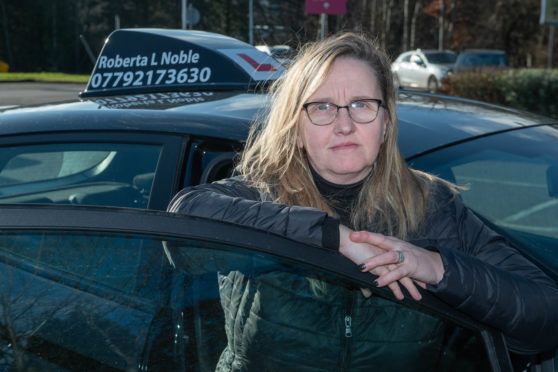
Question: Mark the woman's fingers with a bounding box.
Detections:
[368,265,405,300]
[364,264,421,300]
[373,264,422,301]
[376,267,422,300]
[354,230,445,287]
[360,250,403,269]
[399,277,422,301]
[415,280,427,289]
[345,229,443,300]
[360,288,373,298]
[386,281,404,300]
[355,241,425,300]
[350,230,393,249]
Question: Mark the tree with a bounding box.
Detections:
[0,0,13,67]
[0,0,553,72]
[410,0,422,50]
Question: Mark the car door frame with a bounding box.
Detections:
[0,203,515,371]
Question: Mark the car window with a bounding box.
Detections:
[457,52,508,68]
[409,125,558,273]
[401,54,411,62]
[411,54,424,65]
[424,51,457,64]
[1,231,146,295]
[164,239,492,371]
[184,139,239,186]
[0,143,161,207]
[0,225,494,371]
[0,229,165,370]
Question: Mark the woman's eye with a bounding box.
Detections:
[316,103,331,111]
[351,101,366,109]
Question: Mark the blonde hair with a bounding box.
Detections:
[240,32,444,238]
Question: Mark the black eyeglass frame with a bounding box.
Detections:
[302,98,384,126]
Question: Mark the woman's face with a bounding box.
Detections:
[297,57,389,185]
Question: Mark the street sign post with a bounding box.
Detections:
[540,0,558,68]
[305,0,347,40]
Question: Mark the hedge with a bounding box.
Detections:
[441,69,558,119]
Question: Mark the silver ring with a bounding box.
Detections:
[396,251,405,264]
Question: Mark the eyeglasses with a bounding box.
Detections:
[302,99,383,126]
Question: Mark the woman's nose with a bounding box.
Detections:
[334,107,355,134]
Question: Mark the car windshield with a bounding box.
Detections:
[410,125,558,278]
[424,52,457,64]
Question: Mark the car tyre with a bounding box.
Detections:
[427,76,438,93]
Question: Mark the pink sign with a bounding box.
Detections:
[305,0,347,15]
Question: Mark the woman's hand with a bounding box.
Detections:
[349,230,445,297]
[338,225,428,301]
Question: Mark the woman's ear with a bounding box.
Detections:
[297,132,304,149]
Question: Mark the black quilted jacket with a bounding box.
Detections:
[167,176,558,359]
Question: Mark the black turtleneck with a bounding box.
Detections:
[309,165,366,250]
[310,164,365,226]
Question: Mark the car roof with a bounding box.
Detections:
[0,92,266,142]
[0,94,266,141]
[2,89,556,158]
[459,49,507,54]
[398,49,455,56]
[398,91,558,158]
[396,91,556,157]
[419,49,456,54]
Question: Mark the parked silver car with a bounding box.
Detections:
[391,49,457,92]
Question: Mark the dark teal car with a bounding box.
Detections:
[0,29,557,371]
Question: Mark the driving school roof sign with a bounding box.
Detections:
[81,28,285,97]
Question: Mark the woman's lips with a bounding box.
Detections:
[331,142,358,151]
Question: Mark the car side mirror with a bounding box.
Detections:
[547,165,558,198]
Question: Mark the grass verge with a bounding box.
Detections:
[0,72,89,83]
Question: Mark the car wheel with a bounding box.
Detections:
[427,76,438,93]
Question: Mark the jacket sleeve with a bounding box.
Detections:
[167,176,340,250]
[426,189,558,354]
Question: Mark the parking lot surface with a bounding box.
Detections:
[0,82,85,107]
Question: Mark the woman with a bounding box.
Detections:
[168,32,558,369]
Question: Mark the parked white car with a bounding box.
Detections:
[391,49,456,92]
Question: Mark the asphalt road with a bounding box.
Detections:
[0,82,86,108]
